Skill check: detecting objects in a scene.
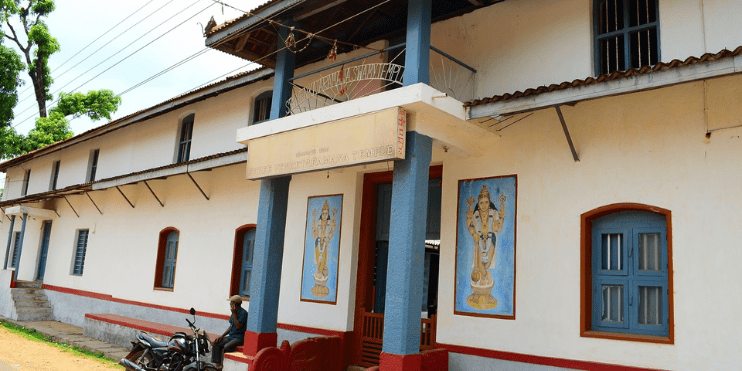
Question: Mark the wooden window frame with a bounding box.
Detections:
[176,114,195,163]
[580,203,674,344]
[21,169,31,196]
[88,149,100,183]
[10,232,21,268]
[50,160,61,191]
[72,229,89,276]
[154,227,180,291]
[230,224,257,299]
[593,0,661,76]
[251,90,273,125]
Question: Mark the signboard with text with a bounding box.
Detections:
[246,107,406,180]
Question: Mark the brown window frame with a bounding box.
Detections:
[154,227,180,291]
[580,203,674,344]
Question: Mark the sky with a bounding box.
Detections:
[4,0,270,135]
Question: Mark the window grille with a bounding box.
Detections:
[594,0,659,75]
[73,229,89,275]
[176,114,194,163]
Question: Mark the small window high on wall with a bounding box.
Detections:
[176,114,194,163]
[594,0,659,75]
[581,204,673,343]
[155,228,180,290]
[87,149,100,183]
[50,161,60,191]
[21,169,31,196]
[252,91,272,125]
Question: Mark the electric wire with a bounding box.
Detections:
[12,0,216,128]
[14,0,174,108]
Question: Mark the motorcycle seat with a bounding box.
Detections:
[139,333,169,348]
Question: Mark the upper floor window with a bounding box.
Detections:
[581,204,672,342]
[155,228,180,290]
[87,149,100,183]
[21,169,31,196]
[594,0,659,75]
[252,91,272,125]
[50,161,61,191]
[176,114,194,163]
[72,229,89,275]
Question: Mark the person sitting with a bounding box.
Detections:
[211,295,248,369]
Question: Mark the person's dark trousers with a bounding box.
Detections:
[211,337,243,365]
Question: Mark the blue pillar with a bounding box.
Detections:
[243,19,297,357]
[14,213,28,282]
[244,175,291,355]
[381,131,432,371]
[403,0,432,86]
[269,20,297,121]
[3,215,16,269]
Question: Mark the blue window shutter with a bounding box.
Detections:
[177,115,194,163]
[10,232,21,268]
[73,230,89,275]
[426,179,442,240]
[240,229,256,297]
[162,231,179,288]
[592,211,668,336]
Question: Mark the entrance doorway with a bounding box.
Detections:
[35,221,52,281]
[353,166,442,367]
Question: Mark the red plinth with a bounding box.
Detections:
[380,352,422,371]
[243,331,277,356]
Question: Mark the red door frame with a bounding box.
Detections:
[352,165,442,365]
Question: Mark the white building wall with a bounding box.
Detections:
[437,80,742,370]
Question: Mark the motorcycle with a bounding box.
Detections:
[119,308,218,371]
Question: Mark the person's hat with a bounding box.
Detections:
[228,295,242,304]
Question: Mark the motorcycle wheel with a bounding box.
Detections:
[126,349,154,367]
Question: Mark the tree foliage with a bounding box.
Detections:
[1,0,60,118]
[0,41,24,124]
[0,89,121,159]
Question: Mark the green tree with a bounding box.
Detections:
[0,89,121,158]
[1,0,59,119]
[0,41,24,124]
[0,1,122,159]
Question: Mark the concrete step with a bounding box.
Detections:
[16,306,52,314]
[14,280,42,289]
[12,292,49,301]
[11,291,48,301]
[13,299,51,308]
[16,312,53,321]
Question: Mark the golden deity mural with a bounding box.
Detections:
[310,200,337,297]
[465,184,506,310]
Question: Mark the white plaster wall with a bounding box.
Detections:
[17,163,260,317]
[276,169,362,332]
[431,0,742,101]
[436,80,742,370]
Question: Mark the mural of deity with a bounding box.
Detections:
[465,184,506,310]
[310,200,337,297]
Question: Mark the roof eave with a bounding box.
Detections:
[205,0,300,49]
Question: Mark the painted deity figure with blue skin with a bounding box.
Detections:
[310,200,337,297]
[465,184,506,309]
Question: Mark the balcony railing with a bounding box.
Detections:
[284,44,476,116]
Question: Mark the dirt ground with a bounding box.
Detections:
[0,327,122,370]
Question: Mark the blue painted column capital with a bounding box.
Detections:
[381,131,433,368]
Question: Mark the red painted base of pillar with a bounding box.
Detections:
[380,352,422,371]
[242,331,277,356]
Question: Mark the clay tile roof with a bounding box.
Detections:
[206,0,282,36]
[465,45,742,107]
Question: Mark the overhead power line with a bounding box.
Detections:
[13,0,216,128]
[14,0,170,107]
